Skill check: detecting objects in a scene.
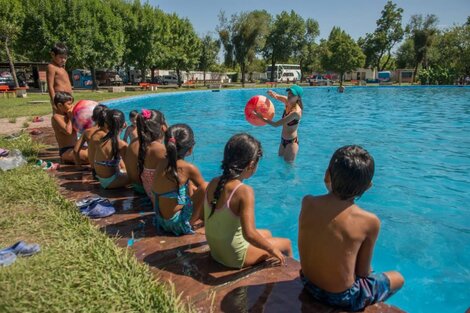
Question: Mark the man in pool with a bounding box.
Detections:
[298,145,404,311]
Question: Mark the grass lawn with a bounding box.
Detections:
[0,134,188,313]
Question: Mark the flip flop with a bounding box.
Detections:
[0,251,16,267]
[1,241,41,257]
[0,148,9,157]
[75,196,104,208]
[29,129,43,136]
[32,116,44,123]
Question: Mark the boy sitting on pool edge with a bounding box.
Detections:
[298,145,404,311]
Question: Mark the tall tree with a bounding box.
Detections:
[218,10,271,86]
[296,18,320,80]
[263,10,309,82]
[0,0,24,88]
[358,1,404,71]
[165,14,201,87]
[395,38,415,69]
[198,33,220,86]
[321,27,365,84]
[407,14,439,82]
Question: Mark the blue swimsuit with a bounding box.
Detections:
[153,181,194,236]
[95,158,123,189]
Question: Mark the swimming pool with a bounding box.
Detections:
[105,86,470,313]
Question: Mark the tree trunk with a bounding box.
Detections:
[203,69,206,86]
[380,53,392,71]
[141,68,146,83]
[176,68,182,87]
[151,67,155,82]
[241,62,246,87]
[270,57,275,82]
[91,67,98,90]
[413,63,419,84]
[4,38,19,89]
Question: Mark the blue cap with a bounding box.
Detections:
[286,84,303,97]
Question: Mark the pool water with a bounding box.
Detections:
[105,86,470,313]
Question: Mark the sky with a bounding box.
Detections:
[150,0,469,40]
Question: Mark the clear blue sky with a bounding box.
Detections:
[151,0,469,40]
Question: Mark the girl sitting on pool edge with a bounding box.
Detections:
[204,133,292,269]
[253,84,303,162]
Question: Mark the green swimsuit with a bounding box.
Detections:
[204,183,249,269]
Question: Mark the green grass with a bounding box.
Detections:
[0,134,189,313]
[8,117,16,123]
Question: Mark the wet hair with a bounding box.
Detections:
[101,109,125,161]
[51,42,68,56]
[164,124,195,188]
[327,145,375,200]
[209,133,263,218]
[137,109,167,178]
[129,110,138,120]
[53,91,74,106]
[91,104,108,127]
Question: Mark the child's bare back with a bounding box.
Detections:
[299,194,380,292]
[298,145,404,311]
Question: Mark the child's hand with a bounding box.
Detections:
[267,90,276,98]
[66,109,74,118]
[252,110,263,120]
[270,248,286,266]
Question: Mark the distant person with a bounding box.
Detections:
[51,92,88,164]
[253,84,303,162]
[298,145,404,311]
[47,43,72,112]
[204,133,292,269]
[338,85,345,93]
[123,110,138,143]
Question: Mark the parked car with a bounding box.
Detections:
[96,70,123,86]
[162,75,180,85]
[150,76,167,85]
[307,75,331,86]
[0,75,28,89]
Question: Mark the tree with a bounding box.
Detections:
[198,33,220,86]
[358,1,404,71]
[321,27,365,84]
[116,1,167,83]
[165,14,201,87]
[296,18,320,80]
[0,0,24,88]
[395,38,415,68]
[217,10,271,86]
[407,14,439,82]
[263,11,312,82]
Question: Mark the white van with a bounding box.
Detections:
[162,75,180,85]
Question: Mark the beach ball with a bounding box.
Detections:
[72,100,98,132]
[244,95,275,126]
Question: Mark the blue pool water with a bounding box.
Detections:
[105,86,470,313]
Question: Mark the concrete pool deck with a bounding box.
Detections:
[33,126,405,313]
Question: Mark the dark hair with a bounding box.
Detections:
[51,42,68,55]
[129,110,138,119]
[328,145,375,200]
[164,124,195,188]
[209,133,263,218]
[137,109,167,178]
[101,109,125,161]
[53,91,73,106]
[92,104,108,127]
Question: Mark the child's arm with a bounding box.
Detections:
[123,127,130,142]
[253,110,300,128]
[52,112,74,135]
[73,132,88,165]
[46,64,56,103]
[238,185,285,264]
[355,215,381,277]
[118,140,128,170]
[188,164,206,188]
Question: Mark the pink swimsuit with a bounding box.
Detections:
[140,167,156,201]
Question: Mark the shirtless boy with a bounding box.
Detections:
[298,145,404,311]
[47,43,72,112]
[51,92,88,164]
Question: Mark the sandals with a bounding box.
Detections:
[36,160,60,171]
